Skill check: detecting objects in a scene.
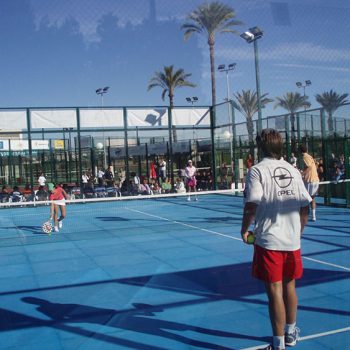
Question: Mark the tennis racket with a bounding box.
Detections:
[42,220,53,234]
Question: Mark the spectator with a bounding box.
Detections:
[175,178,186,193]
[104,166,115,187]
[161,177,172,194]
[11,186,23,202]
[81,172,89,189]
[152,181,162,195]
[97,168,105,187]
[150,159,157,180]
[36,185,48,201]
[0,185,10,202]
[159,158,167,181]
[299,145,320,221]
[219,162,228,181]
[317,159,325,182]
[218,174,229,190]
[38,172,46,187]
[139,179,152,195]
[23,184,34,201]
[245,153,254,170]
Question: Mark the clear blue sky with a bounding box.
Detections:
[0,0,349,119]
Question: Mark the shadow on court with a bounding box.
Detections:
[14,297,267,350]
[0,262,347,349]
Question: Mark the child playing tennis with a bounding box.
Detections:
[48,183,69,232]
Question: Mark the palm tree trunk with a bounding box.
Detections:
[208,38,216,107]
[169,94,177,142]
[247,117,254,144]
[328,112,334,133]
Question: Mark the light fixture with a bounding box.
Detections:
[95,86,110,107]
[186,97,199,105]
[240,26,264,132]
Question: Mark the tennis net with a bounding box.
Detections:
[0,189,242,245]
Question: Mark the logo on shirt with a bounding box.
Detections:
[272,167,293,188]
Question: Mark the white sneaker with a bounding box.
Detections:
[187,197,191,201]
[195,197,198,201]
[58,221,63,229]
[54,226,59,232]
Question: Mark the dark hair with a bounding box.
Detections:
[299,144,307,153]
[256,128,283,159]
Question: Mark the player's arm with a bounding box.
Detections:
[240,202,258,243]
[62,188,70,200]
[300,205,309,234]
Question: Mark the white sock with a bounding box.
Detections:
[285,322,296,334]
[312,209,316,218]
[273,335,285,349]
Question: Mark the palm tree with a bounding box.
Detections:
[315,89,349,132]
[181,1,242,106]
[274,92,310,151]
[147,65,196,141]
[232,90,273,144]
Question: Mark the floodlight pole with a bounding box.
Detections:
[218,63,236,176]
[296,80,311,97]
[186,97,199,165]
[96,86,110,108]
[253,39,262,133]
[241,27,263,133]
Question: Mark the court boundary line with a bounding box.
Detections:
[127,208,350,272]
[240,326,350,350]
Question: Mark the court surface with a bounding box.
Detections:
[0,192,349,349]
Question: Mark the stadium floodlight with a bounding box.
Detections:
[296,80,312,96]
[241,26,264,133]
[186,97,199,105]
[96,86,110,107]
[217,63,236,102]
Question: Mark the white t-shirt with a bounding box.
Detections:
[38,175,46,186]
[159,161,166,171]
[244,157,311,251]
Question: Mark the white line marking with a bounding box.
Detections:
[127,208,350,271]
[127,208,242,241]
[240,326,350,350]
[299,326,350,340]
[303,256,350,271]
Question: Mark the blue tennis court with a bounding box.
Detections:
[0,192,349,349]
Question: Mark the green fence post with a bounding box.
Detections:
[285,115,291,162]
[210,106,217,190]
[26,108,34,189]
[76,108,83,191]
[344,137,350,208]
[230,100,238,189]
[320,108,331,205]
[168,107,174,185]
[123,107,130,184]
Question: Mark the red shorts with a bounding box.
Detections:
[252,245,303,283]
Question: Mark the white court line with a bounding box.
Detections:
[303,256,350,271]
[240,326,350,350]
[127,208,350,271]
[127,208,241,241]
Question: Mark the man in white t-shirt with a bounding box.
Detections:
[159,158,166,181]
[240,129,311,350]
[38,172,46,187]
